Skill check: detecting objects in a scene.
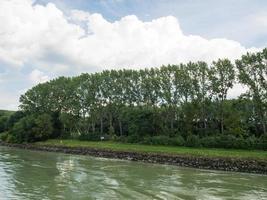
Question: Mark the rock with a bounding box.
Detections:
[0,141,266,174]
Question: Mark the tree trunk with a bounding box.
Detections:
[220,117,224,134]
[119,119,123,136]
[170,119,174,132]
[91,121,95,133]
[109,113,114,135]
[260,106,266,135]
[263,122,266,135]
[220,100,224,134]
[202,99,207,132]
[100,116,103,134]
[260,113,266,135]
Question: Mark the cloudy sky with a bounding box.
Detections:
[0,0,267,110]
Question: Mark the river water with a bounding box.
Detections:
[0,146,266,200]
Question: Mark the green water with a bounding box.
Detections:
[0,147,266,200]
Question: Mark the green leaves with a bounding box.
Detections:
[11,48,267,142]
[210,58,235,101]
[7,114,53,143]
[236,49,267,134]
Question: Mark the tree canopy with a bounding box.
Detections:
[1,49,267,149]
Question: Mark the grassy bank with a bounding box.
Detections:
[37,139,267,160]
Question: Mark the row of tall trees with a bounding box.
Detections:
[1,49,266,148]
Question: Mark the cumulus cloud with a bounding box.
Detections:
[70,9,91,22]
[0,0,259,73]
[29,69,50,84]
[0,0,261,110]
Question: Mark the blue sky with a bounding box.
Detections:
[35,0,267,47]
[0,0,267,110]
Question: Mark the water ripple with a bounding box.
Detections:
[0,146,266,200]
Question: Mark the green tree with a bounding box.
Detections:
[209,59,235,134]
[8,114,53,143]
[236,49,267,135]
[187,61,211,134]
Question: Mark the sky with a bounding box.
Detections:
[0,0,267,110]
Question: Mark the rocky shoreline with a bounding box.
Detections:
[0,141,266,174]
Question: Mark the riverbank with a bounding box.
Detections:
[1,140,267,174]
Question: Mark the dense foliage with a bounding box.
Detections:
[1,49,267,149]
[0,110,14,133]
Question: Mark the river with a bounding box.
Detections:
[0,146,266,200]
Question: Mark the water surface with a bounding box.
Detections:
[0,146,266,200]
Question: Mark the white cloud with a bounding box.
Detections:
[0,0,262,110]
[29,69,50,84]
[0,0,259,73]
[70,9,91,22]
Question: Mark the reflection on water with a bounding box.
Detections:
[0,146,266,200]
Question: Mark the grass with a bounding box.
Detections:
[37,139,267,161]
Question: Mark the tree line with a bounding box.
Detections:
[0,49,266,149]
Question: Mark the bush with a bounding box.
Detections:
[255,134,267,150]
[186,135,200,147]
[0,133,15,143]
[245,135,257,149]
[199,135,265,150]
[0,116,8,133]
[7,114,53,143]
[150,136,171,145]
[0,131,9,141]
[114,136,127,143]
[200,136,218,148]
[141,135,185,146]
[9,115,36,143]
[169,135,185,146]
[126,134,143,143]
[218,135,247,149]
[78,133,111,141]
[32,114,54,141]
[5,111,25,130]
[141,136,170,145]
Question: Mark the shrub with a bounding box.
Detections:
[200,136,218,148]
[142,136,152,144]
[31,114,53,141]
[0,131,9,141]
[7,114,53,143]
[245,135,257,149]
[220,135,238,148]
[1,133,15,143]
[232,137,247,149]
[114,136,127,143]
[150,136,171,145]
[9,115,35,143]
[126,134,142,143]
[141,136,170,145]
[78,133,111,141]
[186,135,200,147]
[169,135,185,146]
[0,116,8,133]
[199,135,262,150]
[255,134,267,150]
[141,135,185,146]
[5,111,25,130]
